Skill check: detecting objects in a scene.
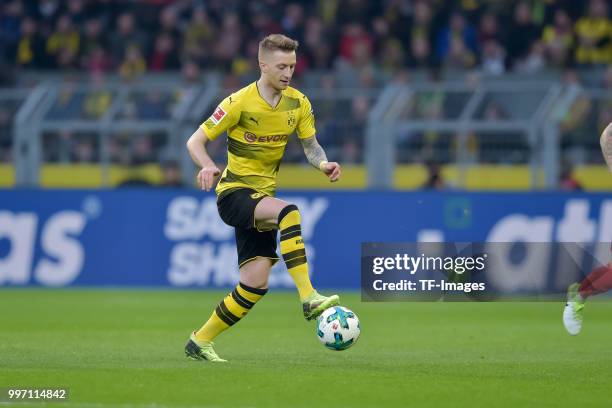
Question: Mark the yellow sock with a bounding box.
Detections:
[278,205,315,300]
[194,283,267,343]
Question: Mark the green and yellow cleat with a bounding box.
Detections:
[563,283,585,336]
[302,290,340,320]
[185,332,227,362]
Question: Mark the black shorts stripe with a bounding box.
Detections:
[280,225,301,236]
[280,230,301,242]
[231,289,254,309]
[285,256,308,269]
[283,248,307,262]
[215,305,237,326]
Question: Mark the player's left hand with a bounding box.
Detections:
[320,161,341,182]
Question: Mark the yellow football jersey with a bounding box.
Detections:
[200,82,316,198]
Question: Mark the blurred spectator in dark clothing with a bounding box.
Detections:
[422,161,445,190]
[337,0,380,26]
[109,12,149,66]
[574,0,611,65]
[409,0,435,47]
[1,1,24,51]
[150,33,180,71]
[408,33,433,68]
[160,159,186,188]
[341,95,369,164]
[36,0,60,30]
[251,4,282,40]
[131,134,155,164]
[66,0,87,26]
[303,16,333,69]
[46,14,80,68]
[506,2,541,67]
[213,12,242,72]
[0,109,12,163]
[477,12,502,50]
[159,6,181,44]
[281,3,305,44]
[80,17,109,71]
[541,9,574,67]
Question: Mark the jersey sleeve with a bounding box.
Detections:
[296,95,316,139]
[199,94,240,141]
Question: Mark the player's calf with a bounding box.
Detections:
[278,204,340,318]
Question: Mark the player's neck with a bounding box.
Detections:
[256,78,282,108]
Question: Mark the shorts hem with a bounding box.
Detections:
[239,256,280,269]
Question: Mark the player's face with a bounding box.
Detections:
[261,50,296,90]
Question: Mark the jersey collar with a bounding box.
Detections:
[254,81,283,110]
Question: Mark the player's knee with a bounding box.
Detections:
[278,204,300,225]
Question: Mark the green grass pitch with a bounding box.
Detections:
[1,289,611,408]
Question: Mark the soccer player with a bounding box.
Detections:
[563,122,612,335]
[184,34,342,361]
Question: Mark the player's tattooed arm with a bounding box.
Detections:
[300,136,328,170]
[601,122,612,172]
[300,136,342,182]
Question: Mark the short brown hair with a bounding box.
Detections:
[258,34,299,57]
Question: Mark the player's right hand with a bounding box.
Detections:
[197,165,221,192]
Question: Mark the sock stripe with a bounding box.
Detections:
[285,256,308,269]
[283,248,307,262]
[239,282,269,296]
[278,205,299,224]
[215,305,236,326]
[280,230,302,242]
[280,225,301,236]
[219,300,240,322]
[231,289,254,309]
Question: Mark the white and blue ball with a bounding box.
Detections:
[316,306,360,351]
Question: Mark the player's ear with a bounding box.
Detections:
[259,60,268,73]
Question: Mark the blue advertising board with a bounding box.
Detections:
[0,190,611,289]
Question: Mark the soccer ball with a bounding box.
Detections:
[316,306,360,351]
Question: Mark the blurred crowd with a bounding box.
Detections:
[0,0,610,80]
[0,0,611,189]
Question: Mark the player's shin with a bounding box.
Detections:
[194,283,267,343]
[278,204,315,300]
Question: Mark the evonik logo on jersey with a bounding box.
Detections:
[243,132,288,143]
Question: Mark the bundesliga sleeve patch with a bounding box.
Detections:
[210,106,226,125]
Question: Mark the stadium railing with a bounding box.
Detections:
[2,74,610,190]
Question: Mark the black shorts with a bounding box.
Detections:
[217,188,279,268]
